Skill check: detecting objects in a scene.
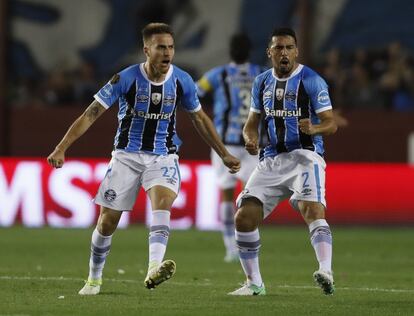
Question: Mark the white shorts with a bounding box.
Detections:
[236,149,327,218]
[95,150,180,211]
[211,145,258,189]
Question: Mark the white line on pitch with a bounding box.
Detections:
[1,275,414,294]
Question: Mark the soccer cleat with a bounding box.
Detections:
[224,252,239,263]
[313,270,335,295]
[78,278,102,295]
[144,260,176,289]
[228,282,266,296]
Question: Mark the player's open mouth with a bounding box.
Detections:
[162,60,170,65]
[280,59,289,66]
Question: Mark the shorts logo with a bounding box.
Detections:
[151,93,162,105]
[104,189,117,202]
[241,188,250,195]
[301,188,312,196]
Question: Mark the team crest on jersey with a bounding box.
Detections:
[151,93,162,105]
[276,88,284,101]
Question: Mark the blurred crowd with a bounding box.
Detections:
[318,42,414,111]
[9,61,103,108]
[9,41,414,111]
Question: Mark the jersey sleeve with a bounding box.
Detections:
[250,75,262,114]
[196,67,220,97]
[181,73,202,113]
[94,68,132,109]
[303,70,333,114]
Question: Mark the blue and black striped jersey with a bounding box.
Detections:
[94,63,201,155]
[251,64,333,159]
[197,63,263,146]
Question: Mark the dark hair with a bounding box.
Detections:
[269,27,297,45]
[230,33,251,64]
[142,23,174,43]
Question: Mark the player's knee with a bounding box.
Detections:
[97,219,117,236]
[299,201,325,223]
[154,195,176,210]
[235,199,262,231]
[97,209,120,235]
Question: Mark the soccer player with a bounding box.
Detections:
[228,28,337,296]
[47,23,240,295]
[197,34,263,262]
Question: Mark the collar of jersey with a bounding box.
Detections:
[272,64,303,81]
[139,63,173,86]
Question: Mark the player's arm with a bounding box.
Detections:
[243,111,261,155]
[188,109,241,173]
[47,100,107,168]
[299,110,337,136]
[196,76,213,97]
[333,109,348,127]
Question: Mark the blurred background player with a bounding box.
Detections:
[229,27,337,296]
[197,34,263,262]
[47,23,240,295]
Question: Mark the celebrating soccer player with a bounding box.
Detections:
[228,27,337,296]
[47,22,240,295]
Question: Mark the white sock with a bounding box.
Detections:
[220,201,237,254]
[235,229,263,286]
[309,219,333,272]
[88,228,112,280]
[148,210,170,267]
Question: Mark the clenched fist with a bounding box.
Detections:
[299,118,316,135]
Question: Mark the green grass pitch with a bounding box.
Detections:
[1,226,414,316]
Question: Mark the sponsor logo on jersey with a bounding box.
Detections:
[264,107,302,117]
[133,110,172,120]
[276,88,284,101]
[151,93,162,105]
[317,90,330,106]
[104,189,117,202]
[99,83,113,98]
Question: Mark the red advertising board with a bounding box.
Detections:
[1,158,414,228]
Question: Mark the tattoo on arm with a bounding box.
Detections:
[85,102,102,122]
